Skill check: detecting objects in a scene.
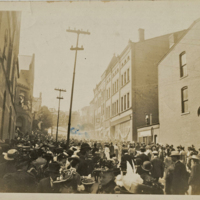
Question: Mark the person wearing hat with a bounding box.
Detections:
[77,143,91,176]
[150,151,164,182]
[136,146,150,165]
[120,148,133,175]
[58,156,83,193]
[91,161,120,194]
[2,156,37,192]
[145,145,153,161]
[165,151,189,194]
[0,149,18,180]
[180,146,187,165]
[188,155,200,195]
[37,161,61,193]
[31,148,47,170]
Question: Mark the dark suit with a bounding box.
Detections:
[2,170,37,192]
[151,157,164,180]
[37,177,60,193]
[188,163,200,195]
[165,161,189,194]
[77,154,89,176]
[136,153,150,165]
[120,154,133,172]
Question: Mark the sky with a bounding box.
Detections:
[2,1,200,112]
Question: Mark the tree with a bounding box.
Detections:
[37,106,53,130]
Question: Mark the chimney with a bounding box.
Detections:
[138,28,145,42]
[150,113,153,125]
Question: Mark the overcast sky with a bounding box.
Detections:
[2,1,200,112]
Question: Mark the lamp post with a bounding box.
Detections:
[66,28,90,149]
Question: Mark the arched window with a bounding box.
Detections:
[1,91,6,139]
[180,51,187,77]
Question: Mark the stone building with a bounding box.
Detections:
[0,11,21,140]
[15,54,35,134]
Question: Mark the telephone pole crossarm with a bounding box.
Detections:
[66,28,90,150]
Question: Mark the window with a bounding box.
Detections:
[115,82,116,93]
[121,75,123,86]
[108,106,110,118]
[180,52,187,77]
[121,97,123,112]
[127,68,129,82]
[117,100,118,114]
[124,95,126,110]
[117,79,118,91]
[181,87,188,113]
[124,72,126,84]
[127,93,129,108]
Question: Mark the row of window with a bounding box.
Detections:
[122,56,130,67]
[121,93,130,112]
[121,68,130,87]
[105,92,130,119]
[112,79,119,95]
[112,100,119,116]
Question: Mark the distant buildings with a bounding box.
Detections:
[158,18,200,147]
[92,28,186,142]
[0,11,21,140]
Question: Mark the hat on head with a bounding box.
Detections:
[170,151,180,157]
[46,161,61,174]
[191,155,200,161]
[145,145,151,150]
[68,155,80,163]
[4,149,19,161]
[152,151,158,155]
[141,161,152,172]
[80,143,91,151]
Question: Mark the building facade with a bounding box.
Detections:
[15,54,35,134]
[93,29,186,142]
[0,11,21,140]
[158,19,200,147]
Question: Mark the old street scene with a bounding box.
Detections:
[1,2,200,195]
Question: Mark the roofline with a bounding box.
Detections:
[157,18,200,66]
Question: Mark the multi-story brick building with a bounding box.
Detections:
[93,28,186,142]
[158,18,200,147]
[15,54,35,134]
[0,11,21,140]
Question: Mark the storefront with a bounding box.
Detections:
[137,124,160,144]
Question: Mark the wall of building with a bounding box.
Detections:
[133,34,173,141]
[158,20,200,148]
[0,11,21,140]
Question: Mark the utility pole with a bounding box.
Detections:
[55,88,66,144]
[66,28,90,149]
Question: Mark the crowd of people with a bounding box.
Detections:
[0,136,200,194]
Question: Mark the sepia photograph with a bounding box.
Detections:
[0,1,200,196]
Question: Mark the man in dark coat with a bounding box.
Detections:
[77,143,91,176]
[120,148,133,174]
[165,151,189,194]
[150,151,164,182]
[37,161,61,193]
[136,147,149,165]
[2,158,37,193]
[109,143,114,158]
[188,155,200,195]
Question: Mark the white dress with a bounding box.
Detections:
[104,147,110,160]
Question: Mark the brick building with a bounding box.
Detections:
[93,28,186,142]
[158,18,200,147]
